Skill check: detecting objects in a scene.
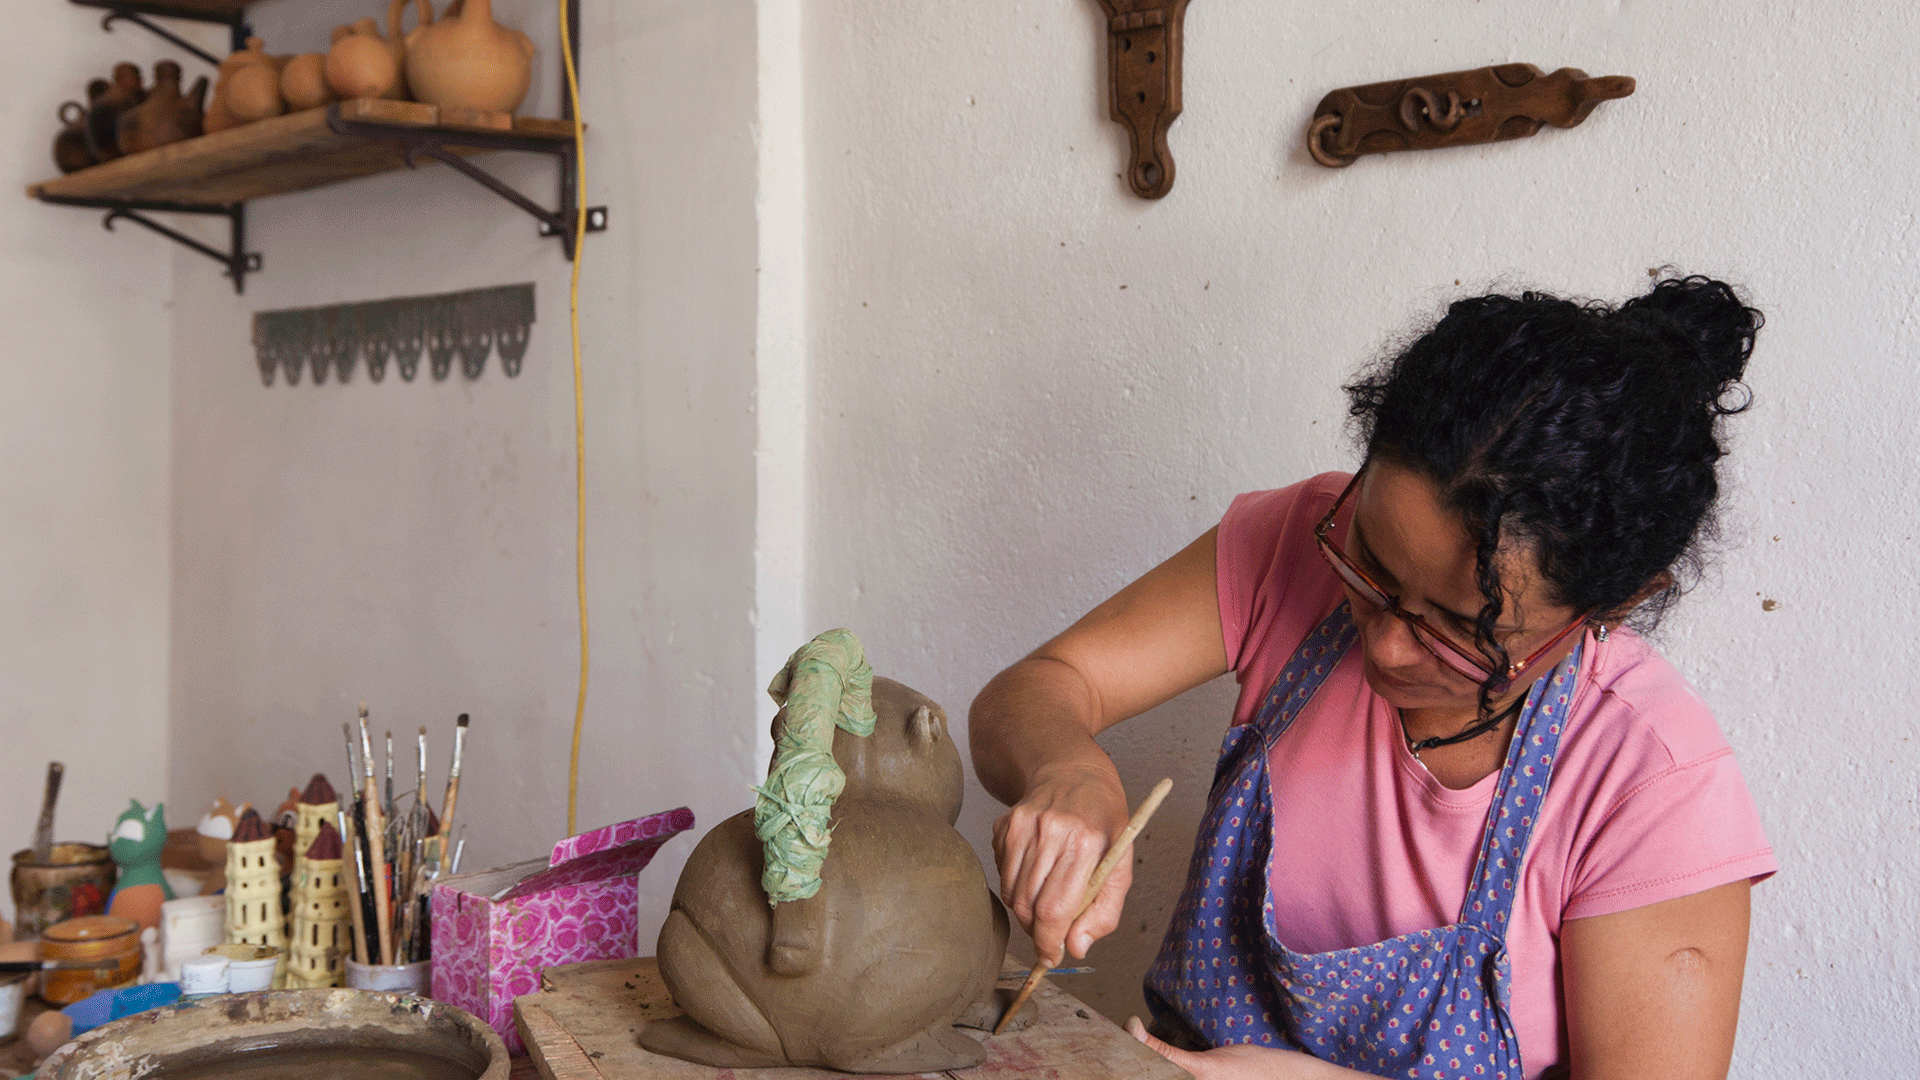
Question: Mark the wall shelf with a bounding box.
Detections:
[41,0,602,293]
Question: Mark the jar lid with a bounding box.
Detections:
[42,915,140,943]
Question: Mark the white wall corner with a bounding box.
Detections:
[752,0,808,768]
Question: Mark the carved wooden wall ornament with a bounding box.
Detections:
[1306,64,1634,168]
[1097,0,1193,198]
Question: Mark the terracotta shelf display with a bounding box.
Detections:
[29,98,572,207]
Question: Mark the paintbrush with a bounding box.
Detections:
[31,762,64,863]
[440,714,468,842]
[993,777,1173,1035]
[360,705,396,966]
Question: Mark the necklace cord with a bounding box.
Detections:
[1403,694,1526,757]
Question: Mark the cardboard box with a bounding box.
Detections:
[430,807,694,1052]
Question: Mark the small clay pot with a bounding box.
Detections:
[324,1,428,102]
[117,61,207,154]
[280,51,335,111]
[84,63,145,162]
[405,0,535,114]
[53,98,97,173]
[222,37,287,123]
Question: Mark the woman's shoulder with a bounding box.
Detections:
[1573,630,1734,770]
[1218,472,1350,556]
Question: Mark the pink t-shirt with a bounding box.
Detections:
[1215,473,1777,1079]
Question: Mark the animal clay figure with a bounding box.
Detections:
[107,800,174,933]
[644,630,1028,1073]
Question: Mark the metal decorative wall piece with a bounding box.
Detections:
[1096,0,1194,199]
[251,284,534,387]
[1306,64,1634,168]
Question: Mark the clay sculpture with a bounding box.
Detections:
[643,630,1025,1073]
[280,48,337,112]
[106,801,174,933]
[53,90,103,173]
[222,38,288,124]
[405,0,536,114]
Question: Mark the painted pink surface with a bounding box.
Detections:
[431,806,694,1054]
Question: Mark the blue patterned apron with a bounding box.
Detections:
[1144,603,1580,1079]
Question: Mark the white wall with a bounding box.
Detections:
[0,9,222,926]
[799,0,1916,1074]
[166,0,769,924]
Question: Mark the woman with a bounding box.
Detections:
[971,276,1776,1080]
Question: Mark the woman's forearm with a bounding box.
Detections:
[970,653,1121,807]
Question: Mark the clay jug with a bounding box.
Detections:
[85,63,145,162]
[53,94,99,173]
[643,675,1016,1073]
[117,61,207,154]
[224,38,287,123]
[405,0,535,114]
[280,49,336,112]
[324,16,400,100]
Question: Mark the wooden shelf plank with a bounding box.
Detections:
[28,100,578,207]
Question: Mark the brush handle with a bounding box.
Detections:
[993,777,1173,1034]
[31,762,64,863]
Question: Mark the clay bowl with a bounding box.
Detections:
[38,989,510,1080]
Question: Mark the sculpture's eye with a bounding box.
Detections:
[114,817,146,843]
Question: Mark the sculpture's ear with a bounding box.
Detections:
[908,705,947,750]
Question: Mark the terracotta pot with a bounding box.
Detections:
[39,915,141,1006]
[84,63,145,162]
[53,97,97,173]
[9,844,116,941]
[281,51,336,111]
[117,60,207,154]
[326,1,429,101]
[224,37,288,123]
[405,0,535,114]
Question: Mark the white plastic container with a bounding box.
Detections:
[159,895,226,982]
[344,959,430,995]
[178,954,230,996]
[0,972,27,1040]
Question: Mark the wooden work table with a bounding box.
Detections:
[512,957,1192,1080]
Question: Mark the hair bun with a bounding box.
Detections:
[1615,275,1762,411]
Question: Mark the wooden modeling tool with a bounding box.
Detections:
[31,762,64,863]
[994,777,1173,1034]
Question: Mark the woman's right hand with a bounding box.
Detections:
[991,761,1133,966]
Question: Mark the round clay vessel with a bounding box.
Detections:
[117,60,207,154]
[280,52,335,110]
[224,38,288,122]
[53,99,96,173]
[84,63,145,162]
[38,989,510,1080]
[405,0,535,114]
[325,15,402,100]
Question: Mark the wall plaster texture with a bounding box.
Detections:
[798,0,1915,1074]
[166,0,768,924]
[0,10,223,925]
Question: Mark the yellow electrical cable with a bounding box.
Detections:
[560,0,589,837]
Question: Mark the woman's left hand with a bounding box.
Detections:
[1127,1017,1355,1079]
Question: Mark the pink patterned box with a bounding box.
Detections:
[430,807,694,1053]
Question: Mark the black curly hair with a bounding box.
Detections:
[1345,275,1763,706]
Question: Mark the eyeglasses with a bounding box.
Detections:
[1313,468,1589,694]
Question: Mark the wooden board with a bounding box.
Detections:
[27,99,578,207]
[513,957,1191,1080]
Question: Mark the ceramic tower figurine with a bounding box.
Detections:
[224,810,286,984]
[107,800,174,933]
[292,775,338,896]
[286,822,349,988]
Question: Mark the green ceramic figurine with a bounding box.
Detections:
[107,800,174,932]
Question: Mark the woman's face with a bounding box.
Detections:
[1339,459,1583,714]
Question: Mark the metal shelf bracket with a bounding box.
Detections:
[71,0,251,59]
[41,196,259,293]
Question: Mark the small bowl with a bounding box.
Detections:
[344,958,431,995]
[203,943,280,992]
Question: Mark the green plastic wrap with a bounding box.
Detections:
[754,628,875,905]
